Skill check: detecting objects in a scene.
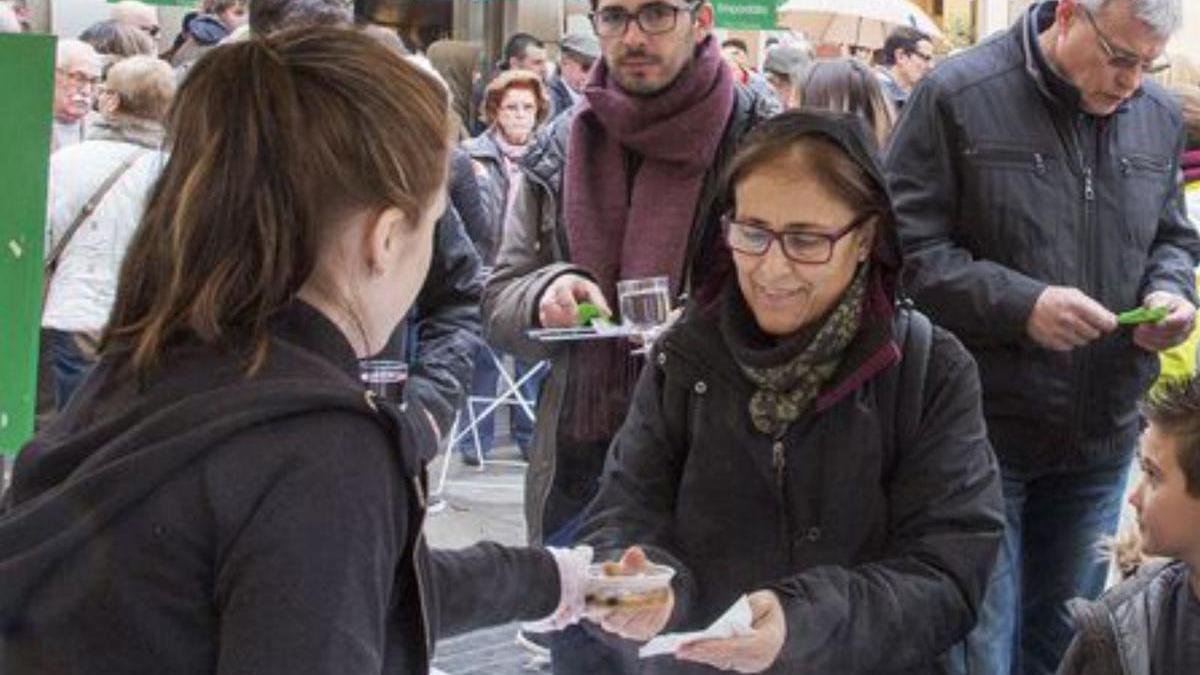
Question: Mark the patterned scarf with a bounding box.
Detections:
[722,264,869,437]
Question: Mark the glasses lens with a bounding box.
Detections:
[593,8,628,37]
[727,222,771,254]
[639,4,677,34]
[781,233,831,263]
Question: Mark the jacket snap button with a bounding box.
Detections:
[694,381,707,394]
[656,352,667,366]
[806,527,822,542]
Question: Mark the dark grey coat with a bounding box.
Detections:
[885,2,1200,472]
[570,304,1004,674]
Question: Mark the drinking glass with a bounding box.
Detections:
[617,276,671,355]
[359,359,408,402]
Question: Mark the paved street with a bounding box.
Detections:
[426,438,550,675]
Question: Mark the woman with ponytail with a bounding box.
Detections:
[0,26,600,674]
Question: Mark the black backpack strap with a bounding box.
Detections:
[881,303,934,481]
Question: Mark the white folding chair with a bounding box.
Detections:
[431,345,547,498]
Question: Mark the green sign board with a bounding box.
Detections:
[0,34,54,456]
[713,0,779,30]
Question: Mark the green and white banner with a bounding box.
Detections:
[712,0,779,30]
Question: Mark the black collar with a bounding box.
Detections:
[269,300,361,379]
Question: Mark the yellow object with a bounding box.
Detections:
[1154,270,1200,394]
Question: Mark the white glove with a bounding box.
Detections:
[522,545,593,633]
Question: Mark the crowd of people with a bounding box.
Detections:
[3,0,1200,674]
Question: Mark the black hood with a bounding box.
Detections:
[698,108,903,307]
[0,305,426,631]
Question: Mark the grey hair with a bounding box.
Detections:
[1078,0,1182,37]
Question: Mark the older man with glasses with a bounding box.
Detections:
[482,0,778,669]
[885,1,1198,674]
[51,39,101,152]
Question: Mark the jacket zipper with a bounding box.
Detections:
[771,434,791,563]
[410,475,434,658]
[1070,116,1098,441]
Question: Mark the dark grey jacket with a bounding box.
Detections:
[1056,559,1182,675]
[481,83,780,544]
[573,306,1003,674]
[0,302,557,675]
[462,130,510,266]
[886,2,1200,472]
[402,205,484,445]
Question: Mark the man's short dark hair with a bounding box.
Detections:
[502,32,543,68]
[882,26,929,66]
[249,0,350,35]
[1142,376,1200,497]
[721,38,749,54]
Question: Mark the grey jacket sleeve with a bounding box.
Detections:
[1140,130,1200,303]
[407,208,483,439]
[481,171,590,361]
[886,78,1047,347]
[767,334,1004,672]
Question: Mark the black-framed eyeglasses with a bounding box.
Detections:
[722,212,875,265]
[1078,5,1169,74]
[906,48,934,63]
[589,1,700,39]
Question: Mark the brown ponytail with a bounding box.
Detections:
[104,26,451,375]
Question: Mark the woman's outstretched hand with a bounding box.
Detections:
[675,590,787,673]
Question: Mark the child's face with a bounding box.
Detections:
[1129,424,1200,560]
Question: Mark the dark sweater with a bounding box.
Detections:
[0,301,558,674]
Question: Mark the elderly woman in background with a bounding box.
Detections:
[455,69,551,465]
[558,110,1004,674]
[791,58,896,147]
[41,55,174,409]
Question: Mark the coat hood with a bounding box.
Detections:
[696,108,904,308]
[0,305,426,631]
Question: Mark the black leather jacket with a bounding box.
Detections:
[886,2,1200,472]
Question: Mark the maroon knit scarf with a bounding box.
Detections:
[1183,148,1200,185]
[559,35,734,443]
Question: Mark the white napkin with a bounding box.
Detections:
[639,595,753,659]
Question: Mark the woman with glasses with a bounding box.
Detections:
[459,69,551,464]
[564,110,1004,674]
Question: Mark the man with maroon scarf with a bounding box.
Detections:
[482,0,775,669]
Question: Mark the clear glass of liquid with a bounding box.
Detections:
[617,276,671,355]
[359,359,408,402]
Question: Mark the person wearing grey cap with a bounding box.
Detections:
[762,43,812,107]
[548,31,601,120]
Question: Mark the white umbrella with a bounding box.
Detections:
[776,0,944,50]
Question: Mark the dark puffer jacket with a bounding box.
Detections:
[886,2,1200,472]
[572,112,1004,674]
